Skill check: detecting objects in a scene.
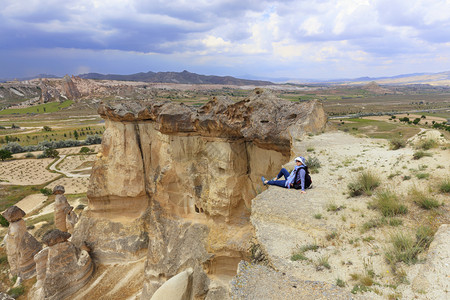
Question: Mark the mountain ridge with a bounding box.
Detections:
[78,70,274,86]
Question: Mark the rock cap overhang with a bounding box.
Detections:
[98,89,327,154]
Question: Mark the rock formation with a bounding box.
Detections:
[32,229,94,300]
[150,268,194,300]
[61,75,81,101]
[1,206,42,280]
[412,224,450,298]
[70,89,328,298]
[53,185,76,232]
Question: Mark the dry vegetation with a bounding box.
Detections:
[0,84,449,298]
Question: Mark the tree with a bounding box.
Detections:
[42,126,52,132]
[73,130,79,140]
[0,149,13,161]
[43,148,59,158]
[79,146,91,154]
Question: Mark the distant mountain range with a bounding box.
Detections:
[78,70,274,86]
[288,71,450,86]
[4,70,450,86]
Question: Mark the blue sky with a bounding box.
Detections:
[1,0,450,80]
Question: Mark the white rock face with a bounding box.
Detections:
[412,224,450,298]
[151,268,194,300]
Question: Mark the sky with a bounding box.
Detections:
[1,0,450,80]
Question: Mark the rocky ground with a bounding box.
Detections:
[247,129,449,299]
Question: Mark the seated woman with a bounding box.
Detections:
[261,156,309,194]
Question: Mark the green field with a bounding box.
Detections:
[332,118,421,139]
[0,100,73,115]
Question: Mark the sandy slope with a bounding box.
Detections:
[253,129,449,299]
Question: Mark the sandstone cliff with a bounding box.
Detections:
[71,89,327,298]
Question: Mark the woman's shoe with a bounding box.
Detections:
[261,176,267,185]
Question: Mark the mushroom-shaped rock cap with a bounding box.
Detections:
[53,185,65,195]
[2,206,25,222]
[42,229,71,246]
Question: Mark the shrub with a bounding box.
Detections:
[40,188,52,196]
[85,134,102,145]
[415,173,430,180]
[416,139,437,150]
[389,138,406,150]
[371,190,408,217]
[42,125,52,131]
[1,142,23,153]
[326,231,338,240]
[0,149,12,161]
[299,244,319,252]
[409,187,440,210]
[313,213,322,219]
[8,285,25,298]
[79,146,91,154]
[385,232,422,265]
[306,156,321,174]
[389,218,403,226]
[0,214,9,227]
[439,178,450,193]
[415,226,434,249]
[348,170,380,197]
[291,243,319,261]
[361,219,382,232]
[43,148,59,158]
[316,255,331,270]
[413,150,432,160]
[336,278,346,287]
[291,252,308,261]
[24,152,35,158]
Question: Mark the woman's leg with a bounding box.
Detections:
[276,168,290,180]
[267,179,286,187]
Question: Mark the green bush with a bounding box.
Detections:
[291,253,308,261]
[409,187,440,210]
[416,139,437,150]
[413,150,432,160]
[306,156,321,174]
[389,138,406,150]
[316,255,331,270]
[415,173,430,180]
[336,278,346,287]
[385,232,422,265]
[348,170,380,197]
[40,188,53,196]
[43,148,59,158]
[79,146,91,154]
[0,149,13,161]
[371,190,408,217]
[416,226,434,249]
[439,178,450,193]
[24,152,35,158]
[8,285,25,298]
[0,214,9,227]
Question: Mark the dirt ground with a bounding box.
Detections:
[0,158,60,185]
[254,128,449,299]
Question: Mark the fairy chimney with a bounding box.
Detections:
[1,206,42,280]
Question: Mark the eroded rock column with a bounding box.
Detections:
[53,185,71,232]
[2,206,42,280]
[32,229,94,300]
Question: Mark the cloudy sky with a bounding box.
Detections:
[2,0,450,80]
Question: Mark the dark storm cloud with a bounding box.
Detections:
[1,0,450,79]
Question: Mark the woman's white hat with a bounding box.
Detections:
[294,156,306,165]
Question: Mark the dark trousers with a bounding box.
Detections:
[267,168,290,187]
